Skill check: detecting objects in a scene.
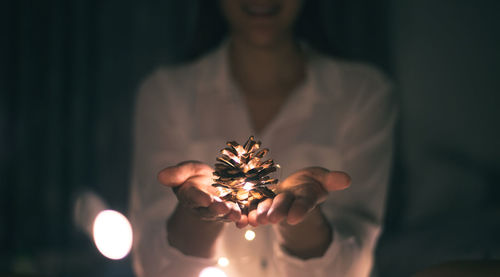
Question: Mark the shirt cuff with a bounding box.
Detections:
[135,216,218,277]
[272,227,353,276]
[160,222,218,268]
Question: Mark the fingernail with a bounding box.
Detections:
[213,196,222,202]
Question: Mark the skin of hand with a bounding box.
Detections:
[159,163,350,228]
[247,167,351,227]
[246,167,351,258]
[159,162,350,259]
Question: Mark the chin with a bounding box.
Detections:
[242,30,290,49]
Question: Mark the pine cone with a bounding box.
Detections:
[212,136,279,213]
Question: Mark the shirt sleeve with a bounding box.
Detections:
[271,66,397,277]
[129,70,218,277]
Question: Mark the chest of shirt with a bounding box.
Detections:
[177,89,345,178]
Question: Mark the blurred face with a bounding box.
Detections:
[220,0,303,47]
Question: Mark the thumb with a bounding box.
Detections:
[320,171,351,192]
[157,161,213,187]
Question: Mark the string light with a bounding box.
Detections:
[217,257,230,267]
[92,210,133,260]
[244,230,256,241]
[199,267,227,277]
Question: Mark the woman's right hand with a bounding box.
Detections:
[158,161,244,224]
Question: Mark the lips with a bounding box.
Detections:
[242,4,281,17]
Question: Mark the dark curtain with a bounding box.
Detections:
[1,0,390,276]
[377,1,500,276]
[1,0,197,275]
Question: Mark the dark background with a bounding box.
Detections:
[1,0,499,276]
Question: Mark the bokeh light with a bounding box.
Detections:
[217,257,230,267]
[199,267,227,277]
[244,230,256,241]
[92,210,133,260]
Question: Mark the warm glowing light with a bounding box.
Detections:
[217,257,230,267]
[244,230,256,241]
[199,267,227,277]
[242,182,253,191]
[213,136,279,209]
[93,210,133,260]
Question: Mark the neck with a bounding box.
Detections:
[228,37,305,96]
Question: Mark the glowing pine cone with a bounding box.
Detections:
[212,136,279,213]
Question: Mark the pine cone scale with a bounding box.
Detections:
[212,136,279,212]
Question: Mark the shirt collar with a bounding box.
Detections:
[208,39,334,138]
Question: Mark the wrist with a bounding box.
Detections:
[167,204,224,258]
[274,206,332,259]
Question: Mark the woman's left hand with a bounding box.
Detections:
[245,167,351,227]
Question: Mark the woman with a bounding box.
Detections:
[130,0,396,276]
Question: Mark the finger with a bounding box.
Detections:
[235,214,248,228]
[279,168,329,203]
[302,167,350,192]
[256,198,273,225]
[224,201,242,222]
[191,202,233,221]
[191,200,231,221]
[177,181,212,208]
[208,198,231,217]
[193,207,218,221]
[247,208,259,227]
[286,197,316,225]
[245,199,261,227]
[267,192,294,224]
[158,161,213,187]
[321,171,351,192]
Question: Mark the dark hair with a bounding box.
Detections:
[185,0,338,61]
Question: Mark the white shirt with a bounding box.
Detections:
[129,42,396,277]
